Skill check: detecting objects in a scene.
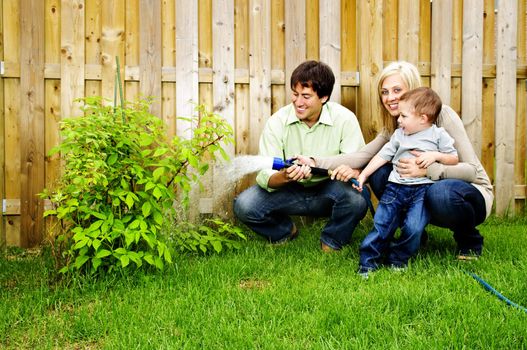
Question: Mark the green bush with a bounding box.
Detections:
[41,97,244,274]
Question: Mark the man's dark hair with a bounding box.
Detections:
[290,60,335,102]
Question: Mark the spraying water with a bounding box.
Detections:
[223,155,276,183]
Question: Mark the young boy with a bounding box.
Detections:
[353,87,458,276]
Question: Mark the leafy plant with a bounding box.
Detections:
[41,97,242,274]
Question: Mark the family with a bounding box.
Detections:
[233,60,493,276]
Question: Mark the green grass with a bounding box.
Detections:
[1,216,526,349]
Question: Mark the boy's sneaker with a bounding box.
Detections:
[457,249,481,261]
[357,266,375,279]
[389,264,408,272]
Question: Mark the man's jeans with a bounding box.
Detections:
[369,163,486,253]
[233,180,368,249]
[359,182,430,270]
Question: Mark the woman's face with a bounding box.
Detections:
[380,74,409,117]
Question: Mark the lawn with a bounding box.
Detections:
[1,215,526,349]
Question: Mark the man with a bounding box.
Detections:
[233,60,367,251]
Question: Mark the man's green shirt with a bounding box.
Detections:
[256,101,365,191]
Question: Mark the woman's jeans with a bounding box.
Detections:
[233,180,369,249]
[359,183,430,270]
[369,163,486,254]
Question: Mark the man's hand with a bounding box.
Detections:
[285,164,312,182]
[329,165,359,182]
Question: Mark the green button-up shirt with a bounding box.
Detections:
[256,101,365,191]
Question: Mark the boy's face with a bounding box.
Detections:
[291,83,328,127]
[397,100,430,135]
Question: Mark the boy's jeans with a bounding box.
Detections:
[359,182,430,270]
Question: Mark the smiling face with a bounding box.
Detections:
[397,100,430,135]
[291,83,328,127]
[380,74,409,117]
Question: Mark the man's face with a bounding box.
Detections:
[290,83,327,127]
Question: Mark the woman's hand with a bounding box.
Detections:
[329,165,359,182]
[294,155,316,167]
[396,157,427,178]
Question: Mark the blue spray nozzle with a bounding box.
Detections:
[272,157,295,170]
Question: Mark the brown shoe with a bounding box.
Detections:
[321,242,337,253]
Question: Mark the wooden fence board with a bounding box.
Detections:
[60,0,85,119]
[270,0,285,111]
[284,0,306,89]
[431,0,452,104]
[125,0,140,101]
[515,0,527,211]
[319,0,340,103]
[305,0,318,61]
[101,0,125,103]
[462,0,483,157]
[176,0,198,138]
[161,0,176,138]
[20,0,45,247]
[383,0,397,62]
[358,0,383,142]
[495,0,518,216]
[248,0,271,155]
[139,0,161,116]
[397,0,419,64]
[212,0,235,216]
[0,0,4,244]
[418,0,431,63]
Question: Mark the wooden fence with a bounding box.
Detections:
[1,0,526,247]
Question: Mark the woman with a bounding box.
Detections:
[304,61,493,259]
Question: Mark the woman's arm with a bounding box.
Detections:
[314,132,390,170]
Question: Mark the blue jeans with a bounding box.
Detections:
[233,180,369,249]
[369,163,486,254]
[359,183,430,270]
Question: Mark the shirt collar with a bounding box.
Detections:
[285,103,334,126]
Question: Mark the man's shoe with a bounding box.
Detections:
[272,224,299,245]
[320,242,338,253]
[457,249,481,261]
[420,230,429,247]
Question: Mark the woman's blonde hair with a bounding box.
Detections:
[377,61,423,134]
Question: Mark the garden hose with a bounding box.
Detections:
[465,270,527,313]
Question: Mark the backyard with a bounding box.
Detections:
[1,215,526,349]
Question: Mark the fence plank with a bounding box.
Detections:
[383,0,397,62]
[248,0,271,155]
[61,0,85,119]
[139,0,161,116]
[20,0,45,247]
[320,0,341,103]
[212,0,235,216]
[397,0,419,64]
[175,0,198,139]
[515,0,527,213]
[161,0,176,137]
[271,0,285,111]
[461,0,483,156]
[85,0,101,98]
[101,0,125,103]
[358,0,383,142]
[125,0,140,101]
[431,0,452,104]
[418,0,431,64]
[285,0,306,88]
[494,0,518,216]
[0,0,4,244]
